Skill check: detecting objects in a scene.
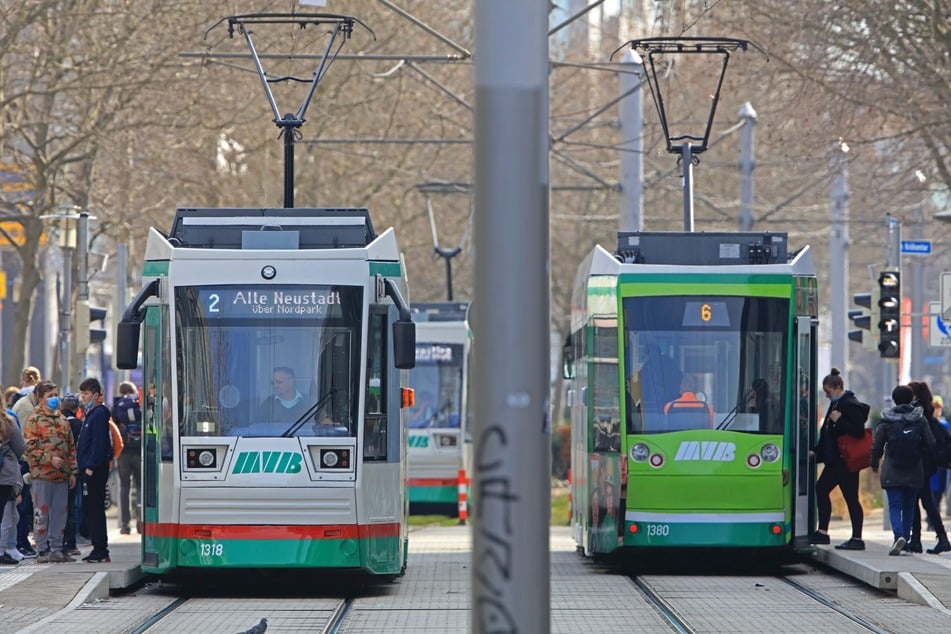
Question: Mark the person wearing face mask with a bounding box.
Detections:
[22,381,77,563]
[76,378,113,564]
[810,368,870,551]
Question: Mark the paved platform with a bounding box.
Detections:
[0,509,143,634]
[814,506,951,614]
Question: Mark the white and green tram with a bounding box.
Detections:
[406,302,472,516]
[116,208,415,578]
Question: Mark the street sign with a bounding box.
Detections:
[900,240,932,255]
[943,273,951,322]
[929,301,951,347]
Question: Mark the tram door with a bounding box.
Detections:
[793,317,817,544]
[141,306,167,568]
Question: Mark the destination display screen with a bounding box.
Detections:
[415,343,461,364]
[190,285,357,319]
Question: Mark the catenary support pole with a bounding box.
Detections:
[473,1,550,633]
[619,49,643,233]
[738,102,757,231]
[829,142,849,380]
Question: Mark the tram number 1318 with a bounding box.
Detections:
[646,524,670,537]
[200,543,224,557]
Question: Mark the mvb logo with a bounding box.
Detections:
[674,441,735,462]
[232,451,302,474]
[408,435,429,448]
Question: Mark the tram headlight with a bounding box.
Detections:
[631,443,650,462]
[435,433,458,448]
[198,450,215,467]
[760,443,780,463]
[319,448,351,470]
[186,447,218,469]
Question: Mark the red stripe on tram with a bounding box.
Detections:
[144,522,401,540]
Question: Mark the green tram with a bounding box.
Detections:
[116,208,415,578]
[564,231,818,558]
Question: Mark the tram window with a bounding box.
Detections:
[364,311,387,460]
[174,284,362,439]
[623,295,788,435]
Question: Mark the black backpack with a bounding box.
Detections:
[887,418,923,469]
[931,420,951,469]
[114,394,142,451]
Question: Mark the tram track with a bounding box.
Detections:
[129,596,190,634]
[779,575,891,634]
[321,597,356,634]
[631,571,895,633]
[630,576,696,634]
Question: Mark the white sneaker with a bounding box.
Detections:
[5,548,24,562]
[889,537,906,556]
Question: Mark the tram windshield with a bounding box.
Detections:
[175,284,362,438]
[407,343,464,429]
[623,295,788,435]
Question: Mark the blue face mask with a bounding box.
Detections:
[84,400,94,412]
[47,397,60,410]
[829,395,840,403]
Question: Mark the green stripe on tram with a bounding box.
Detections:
[409,485,457,504]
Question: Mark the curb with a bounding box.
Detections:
[17,571,110,633]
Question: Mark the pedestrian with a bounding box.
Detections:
[60,394,83,556]
[76,378,112,563]
[931,395,950,516]
[907,381,951,554]
[0,410,25,565]
[872,384,935,555]
[23,381,77,563]
[11,367,40,558]
[811,368,869,550]
[112,382,143,533]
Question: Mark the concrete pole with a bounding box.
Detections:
[738,102,757,231]
[829,142,849,380]
[59,244,72,392]
[473,2,550,633]
[619,50,643,233]
[911,204,924,381]
[116,239,129,383]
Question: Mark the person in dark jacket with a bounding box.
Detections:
[872,384,935,555]
[907,381,951,554]
[76,378,112,563]
[811,368,868,550]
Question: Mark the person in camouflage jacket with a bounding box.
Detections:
[23,382,77,563]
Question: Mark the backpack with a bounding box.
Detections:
[114,394,142,451]
[931,420,951,469]
[887,418,923,469]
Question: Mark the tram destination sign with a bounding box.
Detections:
[196,285,343,318]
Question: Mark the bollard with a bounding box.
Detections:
[457,468,468,525]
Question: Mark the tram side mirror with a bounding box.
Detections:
[393,320,416,369]
[116,321,141,370]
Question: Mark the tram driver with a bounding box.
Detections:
[258,367,311,423]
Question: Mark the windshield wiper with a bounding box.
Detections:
[281,387,338,437]
[716,387,754,431]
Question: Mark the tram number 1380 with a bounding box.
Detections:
[200,543,224,557]
[646,524,670,537]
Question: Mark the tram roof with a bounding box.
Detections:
[616,231,789,266]
[411,302,470,322]
[167,208,375,250]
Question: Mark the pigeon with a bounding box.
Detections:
[236,618,268,634]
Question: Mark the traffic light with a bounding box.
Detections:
[848,293,872,344]
[877,271,900,358]
[89,306,107,344]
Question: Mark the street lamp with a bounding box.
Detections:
[40,207,95,391]
[612,37,763,231]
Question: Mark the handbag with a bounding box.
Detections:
[837,428,873,472]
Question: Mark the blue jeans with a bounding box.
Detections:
[887,485,918,541]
